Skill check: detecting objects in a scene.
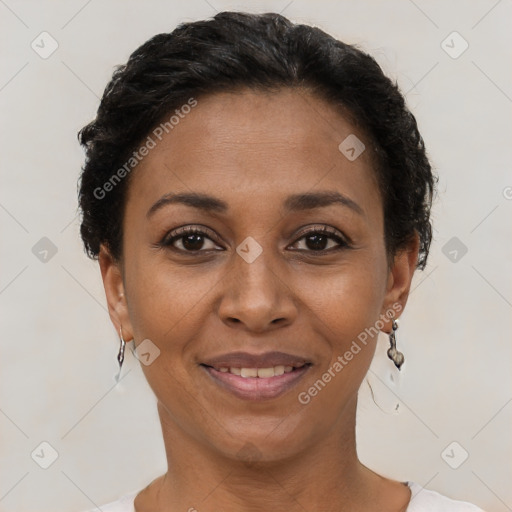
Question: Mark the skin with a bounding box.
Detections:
[99,88,419,512]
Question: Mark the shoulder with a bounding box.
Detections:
[79,489,139,512]
[406,482,486,512]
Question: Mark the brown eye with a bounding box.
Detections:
[181,233,207,251]
[162,227,222,252]
[304,233,331,251]
[290,227,349,253]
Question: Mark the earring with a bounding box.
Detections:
[118,327,126,369]
[114,327,127,382]
[387,319,405,371]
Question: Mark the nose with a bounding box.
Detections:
[217,248,298,333]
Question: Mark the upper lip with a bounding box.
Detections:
[201,351,312,369]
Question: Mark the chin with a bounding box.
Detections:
[207,415,315,464]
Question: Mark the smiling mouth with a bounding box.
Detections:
[200,362,312,400]
[201,362,309,378]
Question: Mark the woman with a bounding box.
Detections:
[77,11,485,512]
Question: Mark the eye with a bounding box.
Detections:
[158,225,350,255]
[289,226,350,253]
[159,226,223,252]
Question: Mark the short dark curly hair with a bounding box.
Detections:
[78,11,436,270]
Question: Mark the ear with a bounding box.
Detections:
[380,232,420,332]
[98,245,133,341]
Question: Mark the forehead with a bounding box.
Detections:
[126,88,380,216]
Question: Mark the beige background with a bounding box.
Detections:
[1,0,511,511]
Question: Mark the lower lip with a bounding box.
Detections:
[201,365,311,401]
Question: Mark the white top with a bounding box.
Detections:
[83,481,486,511]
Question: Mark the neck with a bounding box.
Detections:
[135,397,397,512]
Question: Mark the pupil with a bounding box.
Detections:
[306,234,327,251]
[183,234,204,250]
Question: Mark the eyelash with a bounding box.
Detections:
[158,225,350,255]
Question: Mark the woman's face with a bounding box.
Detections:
[100,89,418,462]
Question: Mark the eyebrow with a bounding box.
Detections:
[283,190,364,216]
[146,190,364,218]
[147,192,228,218]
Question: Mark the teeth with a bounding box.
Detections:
[274,365,285,376]
[214,364,301,378]
[257,367,275,378]
[240,368,258,378]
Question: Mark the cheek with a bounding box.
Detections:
[125,256,217,339]
[302,259,387,382]
[305,257,387,335]
[123,262,209,414]
[293,274,384,424]
[123,259,223,401]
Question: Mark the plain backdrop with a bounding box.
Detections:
[1,1,511,511]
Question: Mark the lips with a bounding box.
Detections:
[200,351,312,401]
[201,350,311,369]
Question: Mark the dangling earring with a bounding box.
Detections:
[387,319,405,370]
[115,327,127,382]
